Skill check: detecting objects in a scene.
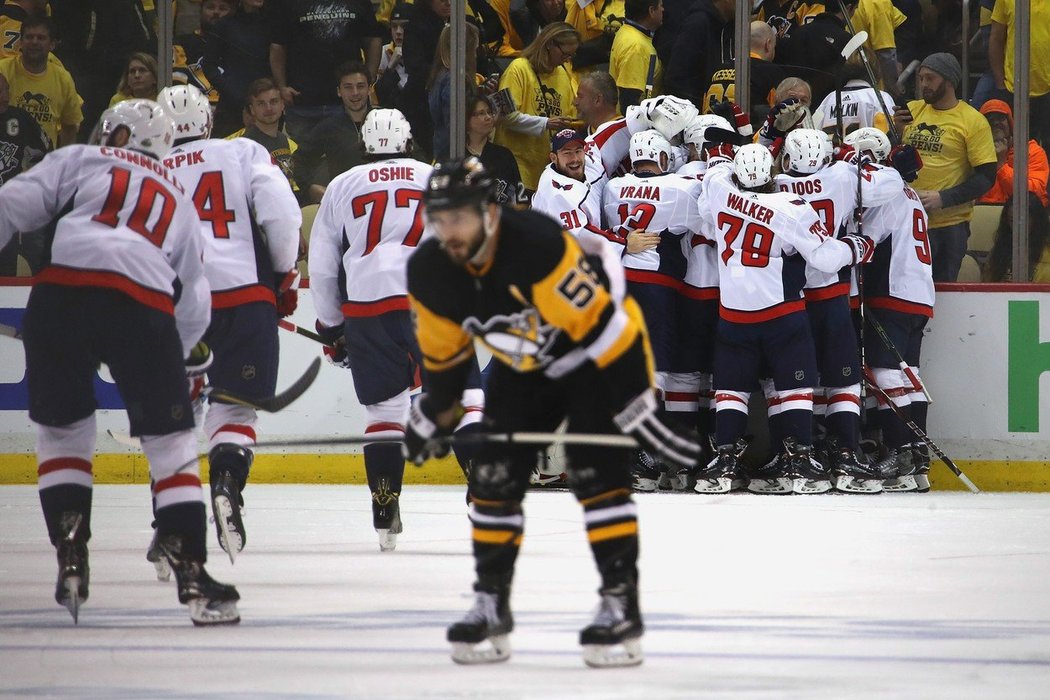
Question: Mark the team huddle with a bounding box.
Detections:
[0,83,934,669]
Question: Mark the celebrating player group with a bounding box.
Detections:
[0,84,936,668]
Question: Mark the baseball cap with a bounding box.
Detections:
[390,3,410,22]
[550,128,586,152]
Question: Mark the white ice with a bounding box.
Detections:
[2,485,1050,699]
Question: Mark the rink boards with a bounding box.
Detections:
[0,281,1048,491]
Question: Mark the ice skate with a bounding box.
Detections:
[54,512,88,624]
[690,440,747,494]
[372,479,402,552]
[787,440,832,494]
[529,453,567,487]
[830,444,883,494]
[630,451,661,492]
[447,587,513,664]
[746,443,794,495]
[146,527,172,581]
[580,582,644,668]
[210,468,245,563]
[911,442,931,492]
[880,447,919,492]
[156,534,241,626]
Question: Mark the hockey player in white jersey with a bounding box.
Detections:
[603,129,703,491]
[697,143,874,495]
[0,100,240,625]
[309,109,483,550]
[158,84,302,562]
[814,63,897,137]
[845,127,934,492]
[773,128,904,493]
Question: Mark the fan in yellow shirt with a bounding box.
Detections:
[495,22,580,191]
[850,0,906,89]
[988,0,1050,146]
[608,0,662,113]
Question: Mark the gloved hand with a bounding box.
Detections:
[710,100,753,138]
[759,98,806,143]
[275,270,299,318]
[613,389,701,470]
[315,321,349,368]
[703,142,736,164]
[890,144,923,182]
[843,233,875,265]
[403,394,452,466]
[185,341,213,403]
[833,143,858,163]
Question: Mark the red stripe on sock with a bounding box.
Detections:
[153,473,202,493]
[715,393,748,405]
[766,393,813,406]
[38,457,92,477]
[827,393,862,406]
[366,422,405,434]
[211,424,257,442]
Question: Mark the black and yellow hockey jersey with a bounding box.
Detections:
[407,207,654,412]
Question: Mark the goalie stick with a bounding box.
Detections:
[862,367,979,494]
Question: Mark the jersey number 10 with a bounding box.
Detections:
[92,167,176,247]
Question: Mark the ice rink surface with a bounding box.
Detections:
[2,485,1050,699]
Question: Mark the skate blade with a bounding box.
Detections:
[693,477,731,494]
[656,473,674,491]
[792,478,832,494]
[213,494,244,564]
[835,476,883,494]
[189,598,241,626]
[669,474,691,491]
[746,478,793,495]
[530,472,567,486]
[377,529,398,552]
[915,474,931,492]
[450,635,511,665]
[582,638,643,668]
[631,478,658,493]
[883,475,919,492]
[61,576,83,624]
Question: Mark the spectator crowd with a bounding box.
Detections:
[0,0,1047,281]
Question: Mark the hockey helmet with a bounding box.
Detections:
[629,129,672,171]
[362,108,413,155]
[646,95,699,143]
[733,143,774,189]
[683,114,734,152]
[93,99,175,160]
[423,157,495,212]
[844,126,892,163]
[157,84,213,141]
[782,128,832,175]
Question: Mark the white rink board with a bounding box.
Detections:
[2,486,1050,698]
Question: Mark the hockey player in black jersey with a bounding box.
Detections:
[403,157,700,667]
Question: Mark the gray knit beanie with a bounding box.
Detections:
[920,53,962,90]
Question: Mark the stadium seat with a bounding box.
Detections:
[299,204,318,279]
[957,253,981,282]
[969,204,1003,254]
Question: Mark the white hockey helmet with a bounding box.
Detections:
[683,114,734,151]
[629,129,672,171]
[646,95,699,143]
[844,126,892,163]
[157,84,213,141]
[362,108,412,155]
[782,128,832,174]
[93,99,175,160]
[733,143,774,188]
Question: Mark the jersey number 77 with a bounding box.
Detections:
[352,188,425,255]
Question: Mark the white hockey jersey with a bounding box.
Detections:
[0,145,209,356]
[859,169,935,316]
[815,81,896,136]
[163,138,301,308]
[775,160,903,298]
[532,163,624,252]
[699,161,858,323]
[674,164,718,300]
[603,172,702,284]
[309,157,432,327]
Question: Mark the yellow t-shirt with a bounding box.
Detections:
[790,2,825,25]
[494,57,577,191]
[566,0,625,43]
[902,99,997,228]
[0,56,83,145]
[851,0,906,51]
[990,0,1050,96]
[609,23,661,96]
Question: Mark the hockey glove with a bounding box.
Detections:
[843,233,875,265]
[275,270,299,318]
[613,389,701,470]
[703,142,736,164]
[890,144,923,182]
[403,394,452,466]
[759,98,806,143]
[709,100,754,139]
[185,341,213,403]
[315,321,350,368]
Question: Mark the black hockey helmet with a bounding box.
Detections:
[423,157,496,212]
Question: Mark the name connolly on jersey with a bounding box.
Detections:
[100,147,185,194]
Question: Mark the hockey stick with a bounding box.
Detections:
[207,357,321,412]
[833,0,900,144]
[862,367,980,493]
[248,431,639,450]
[864,308,934,404]
[277,319,334,348]
[0,322,21,339]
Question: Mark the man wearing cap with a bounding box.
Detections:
[893,52,996,282]
[376,2,409,109]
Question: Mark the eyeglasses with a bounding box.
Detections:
[551,42,577,59]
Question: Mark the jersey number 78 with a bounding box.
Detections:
[717,212,773,268]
